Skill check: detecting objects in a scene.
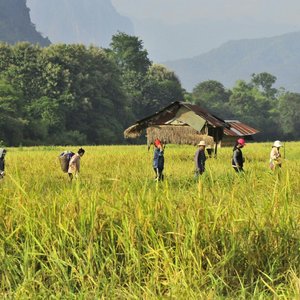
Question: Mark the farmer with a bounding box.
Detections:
[232,138,245,173]
[194,140,207,177]
[0,148,6,179]
[269,140,283,171]
[153,139,164,181]
[68,147,85,181]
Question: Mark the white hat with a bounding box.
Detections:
[197,141,206,146]
[273,140,283,148]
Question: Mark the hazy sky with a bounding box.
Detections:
[27,0,300,61]
[111,0,300,25]
[110,0,300,61]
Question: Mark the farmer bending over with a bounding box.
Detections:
[68,148,85,181]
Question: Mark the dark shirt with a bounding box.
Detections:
[194,148,206,173]
[0,149,6,172]
[153,148,164,170]
[232,147,244,168]
[0,158,4,171]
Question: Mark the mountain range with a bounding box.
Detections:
[2,1,300,93]
[27,0,134,47]
[163,31,300,92]
[0,0,50,46]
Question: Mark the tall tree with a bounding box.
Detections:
[109,32,153,122]
[192,80,231,118]
[229,80,280,140]
[251,72,277,99]
[139,64,183,117]
[109,32,151,74]
[0,79,24,145]
[37,44,128,144]
[278,92,300,139]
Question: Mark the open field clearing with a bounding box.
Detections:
[0,142,300,299]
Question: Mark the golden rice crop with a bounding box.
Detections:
[0,142,299,299]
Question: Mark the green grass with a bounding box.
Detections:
[0,142,300,299]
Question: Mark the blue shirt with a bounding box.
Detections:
[153,148,164,169]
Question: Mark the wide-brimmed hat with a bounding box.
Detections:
[197,141,206,146]
[273,140,283,148]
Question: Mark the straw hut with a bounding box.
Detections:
[124,101,228,156]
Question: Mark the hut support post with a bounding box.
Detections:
[214,142,218,158]
[214,129,219,158]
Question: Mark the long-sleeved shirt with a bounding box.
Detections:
[153,148,164,170]
[68,153,81,174]
[232,147,244,168]
[194,148,206,173]
[270,147,281,161]
[0,149,6,171]
[0,158,4,172]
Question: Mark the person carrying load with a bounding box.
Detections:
[68,148,85,181]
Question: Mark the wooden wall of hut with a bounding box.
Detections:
[146,125,214,146]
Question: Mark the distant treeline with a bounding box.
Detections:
[0,33,183,146]
[0,32,299,146]
[190,74,300,141]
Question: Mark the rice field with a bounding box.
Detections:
[0,142,300,299]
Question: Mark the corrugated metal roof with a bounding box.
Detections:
[224,120,259,136]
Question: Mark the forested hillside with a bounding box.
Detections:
[164,31,300,92]
[0,0,50,46]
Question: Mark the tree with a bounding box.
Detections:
[110,34,183,124]
[229,80,259,120]
[127,64,183,119]
[0,79,25,145]
[229,80,280,140]
[4,42,44,101]
[142,64,183,113]
[0,43,13,72]
[278,92,300,139]
[192,80,231,118]
[38,44,128,144]
[109,32,151,74]
[0,42,129,145]
[251,72,277,99]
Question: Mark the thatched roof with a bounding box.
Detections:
[124,101,227,138]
